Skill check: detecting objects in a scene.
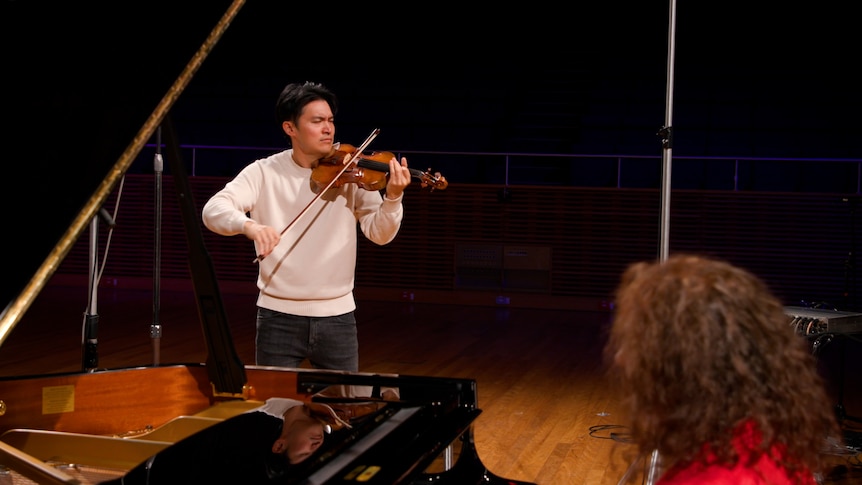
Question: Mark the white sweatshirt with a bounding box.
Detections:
[202,149,403,317]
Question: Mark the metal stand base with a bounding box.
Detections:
[618,449,662,485]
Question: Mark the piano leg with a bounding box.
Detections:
[415,427,536,485]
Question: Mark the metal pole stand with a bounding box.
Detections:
[617,449,663,485]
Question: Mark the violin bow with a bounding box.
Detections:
[253,128,380,263]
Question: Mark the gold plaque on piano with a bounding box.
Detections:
[42,385,75,415]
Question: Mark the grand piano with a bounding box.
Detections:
[0,2,534,483]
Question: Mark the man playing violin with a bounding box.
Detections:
[202,81,411,371]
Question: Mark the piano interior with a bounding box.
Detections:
[0,1,535,483]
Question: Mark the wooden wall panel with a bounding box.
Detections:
[55,175,862,312]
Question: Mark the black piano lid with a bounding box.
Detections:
[0,1,237,332]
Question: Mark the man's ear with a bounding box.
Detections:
[282,121,294,136]
[272,438,286,454]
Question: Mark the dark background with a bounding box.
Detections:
[2,1,860,310]
[166,2,859,159]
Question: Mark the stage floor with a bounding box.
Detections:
[2,282,860,484]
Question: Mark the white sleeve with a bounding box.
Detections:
[252,397,304,419]
[201,163,262,236]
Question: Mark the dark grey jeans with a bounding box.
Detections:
[255,307,359,371]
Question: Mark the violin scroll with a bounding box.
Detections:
[417,168,448,191]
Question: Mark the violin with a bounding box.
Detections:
[254,130,444,264]
[311,142,448,191]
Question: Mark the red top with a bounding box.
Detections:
[658,420,817,485]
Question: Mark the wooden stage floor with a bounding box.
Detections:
[1,281,860,484]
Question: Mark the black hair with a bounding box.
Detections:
[275,81,338,125]
[263,449,299,481]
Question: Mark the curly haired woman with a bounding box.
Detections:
[605,254,842,484]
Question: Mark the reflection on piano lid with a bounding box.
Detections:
[786,306,862,336]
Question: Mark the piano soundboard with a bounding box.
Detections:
[785,306,862,336]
